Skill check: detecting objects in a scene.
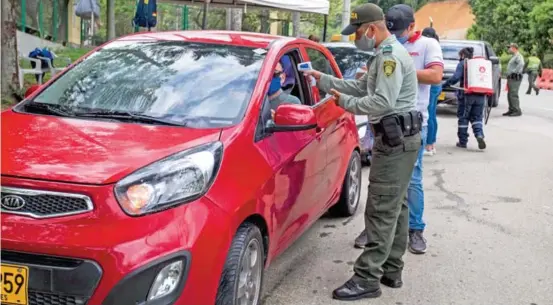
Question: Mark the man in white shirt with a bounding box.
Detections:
[353,4,444,255]
[387,4,443,254]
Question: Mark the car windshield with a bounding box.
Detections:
[440,42,485,61]
[27,41,266,127]
[326,47,373,79]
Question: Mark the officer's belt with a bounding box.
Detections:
[371,111,422,137]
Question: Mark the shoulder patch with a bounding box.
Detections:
[383,60,396,77]
[382,45,393,54]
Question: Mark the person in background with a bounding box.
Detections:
[442,47,487,150]
[308,34,321,43]
[524,53,543,96]
[504,43,524,117]
[421,27,441,156]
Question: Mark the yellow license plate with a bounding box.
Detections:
[438,92,446,100]
[1,264,29,305]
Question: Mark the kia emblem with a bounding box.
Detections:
[1,195,26,210]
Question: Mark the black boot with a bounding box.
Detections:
[332,277,382,301]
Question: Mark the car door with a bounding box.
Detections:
[303,46,353,208]
[253,46,328,256]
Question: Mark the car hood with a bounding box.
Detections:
[1,111,222,185]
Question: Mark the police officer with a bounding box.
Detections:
[504,43,525,117]
[525,53,543,96]
[304,3,421,301]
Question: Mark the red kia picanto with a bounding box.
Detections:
[1,31,361,305]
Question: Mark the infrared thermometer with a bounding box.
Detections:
[297,61,313,71]
[298,62,316,86]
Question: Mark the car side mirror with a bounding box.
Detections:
[266,104,318,133]
[489,56,500,65]
[24,84,42,98]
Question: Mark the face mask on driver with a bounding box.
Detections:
[355,28,376,52]
[268,76,282,96]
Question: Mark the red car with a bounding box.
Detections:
[1,31,361,305]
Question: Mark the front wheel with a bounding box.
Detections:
[216,223,265,305]
[329,150,362,217]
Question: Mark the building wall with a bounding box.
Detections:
[67,0,81,45]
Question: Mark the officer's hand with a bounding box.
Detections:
[330,89,341,105]
[271,109,275,121]
[303,70,323,80]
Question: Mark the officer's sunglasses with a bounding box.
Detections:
[274,70,283,77]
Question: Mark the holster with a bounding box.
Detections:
[374,111,423,147]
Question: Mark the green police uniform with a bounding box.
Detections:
[525,56,542,95]
[506,46,525,115]
[318,11,421,293]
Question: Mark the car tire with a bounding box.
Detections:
[216,223,265,305]
[329,150,362,217]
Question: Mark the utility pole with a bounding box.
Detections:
[106,0,115,39]
[292,12,300,37]
[341,0,351,42]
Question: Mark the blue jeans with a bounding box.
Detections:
[408,126,427,231]
[427,85,441,146]
[457,95,485,145]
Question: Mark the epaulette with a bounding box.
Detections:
[382,45,393,55]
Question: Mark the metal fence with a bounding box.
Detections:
[15,0,68,43]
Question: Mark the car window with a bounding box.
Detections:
[29,41,266,128]
[306,48,336,96]
[440,42,485,60]
[326,47,373,80]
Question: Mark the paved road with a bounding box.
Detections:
[261,86,553,305]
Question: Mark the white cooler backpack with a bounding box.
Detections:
[464,56,494,95]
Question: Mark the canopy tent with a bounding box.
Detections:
[162,0,330,39]
[163,0,329,14]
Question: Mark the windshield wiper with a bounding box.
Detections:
[72,110,186,126]
[24,102,74,117]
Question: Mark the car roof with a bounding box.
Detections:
[440,39,486,46]
[322,42,357,48]
[113,30,297,49]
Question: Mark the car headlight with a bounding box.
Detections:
[115,141,223,216]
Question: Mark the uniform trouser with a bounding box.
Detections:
[457,95,485,145]
[526,72,539,94]
[353,133,421,286]
[507,78,522,114]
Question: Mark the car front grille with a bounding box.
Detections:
[0,187,93,218]
[30,291,87,305]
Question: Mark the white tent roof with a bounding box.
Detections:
[163,0,330,15]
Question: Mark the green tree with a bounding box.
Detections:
[469,0,538,54]
[528,0,553,59]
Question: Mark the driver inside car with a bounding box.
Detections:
[269,61,301,118]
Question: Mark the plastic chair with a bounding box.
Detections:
[18,56,45,89]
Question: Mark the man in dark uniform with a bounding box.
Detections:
[304,3,421,301]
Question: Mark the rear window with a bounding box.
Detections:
[29,41,266,127]
[326,47,373,80]
[440,42,485,61]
